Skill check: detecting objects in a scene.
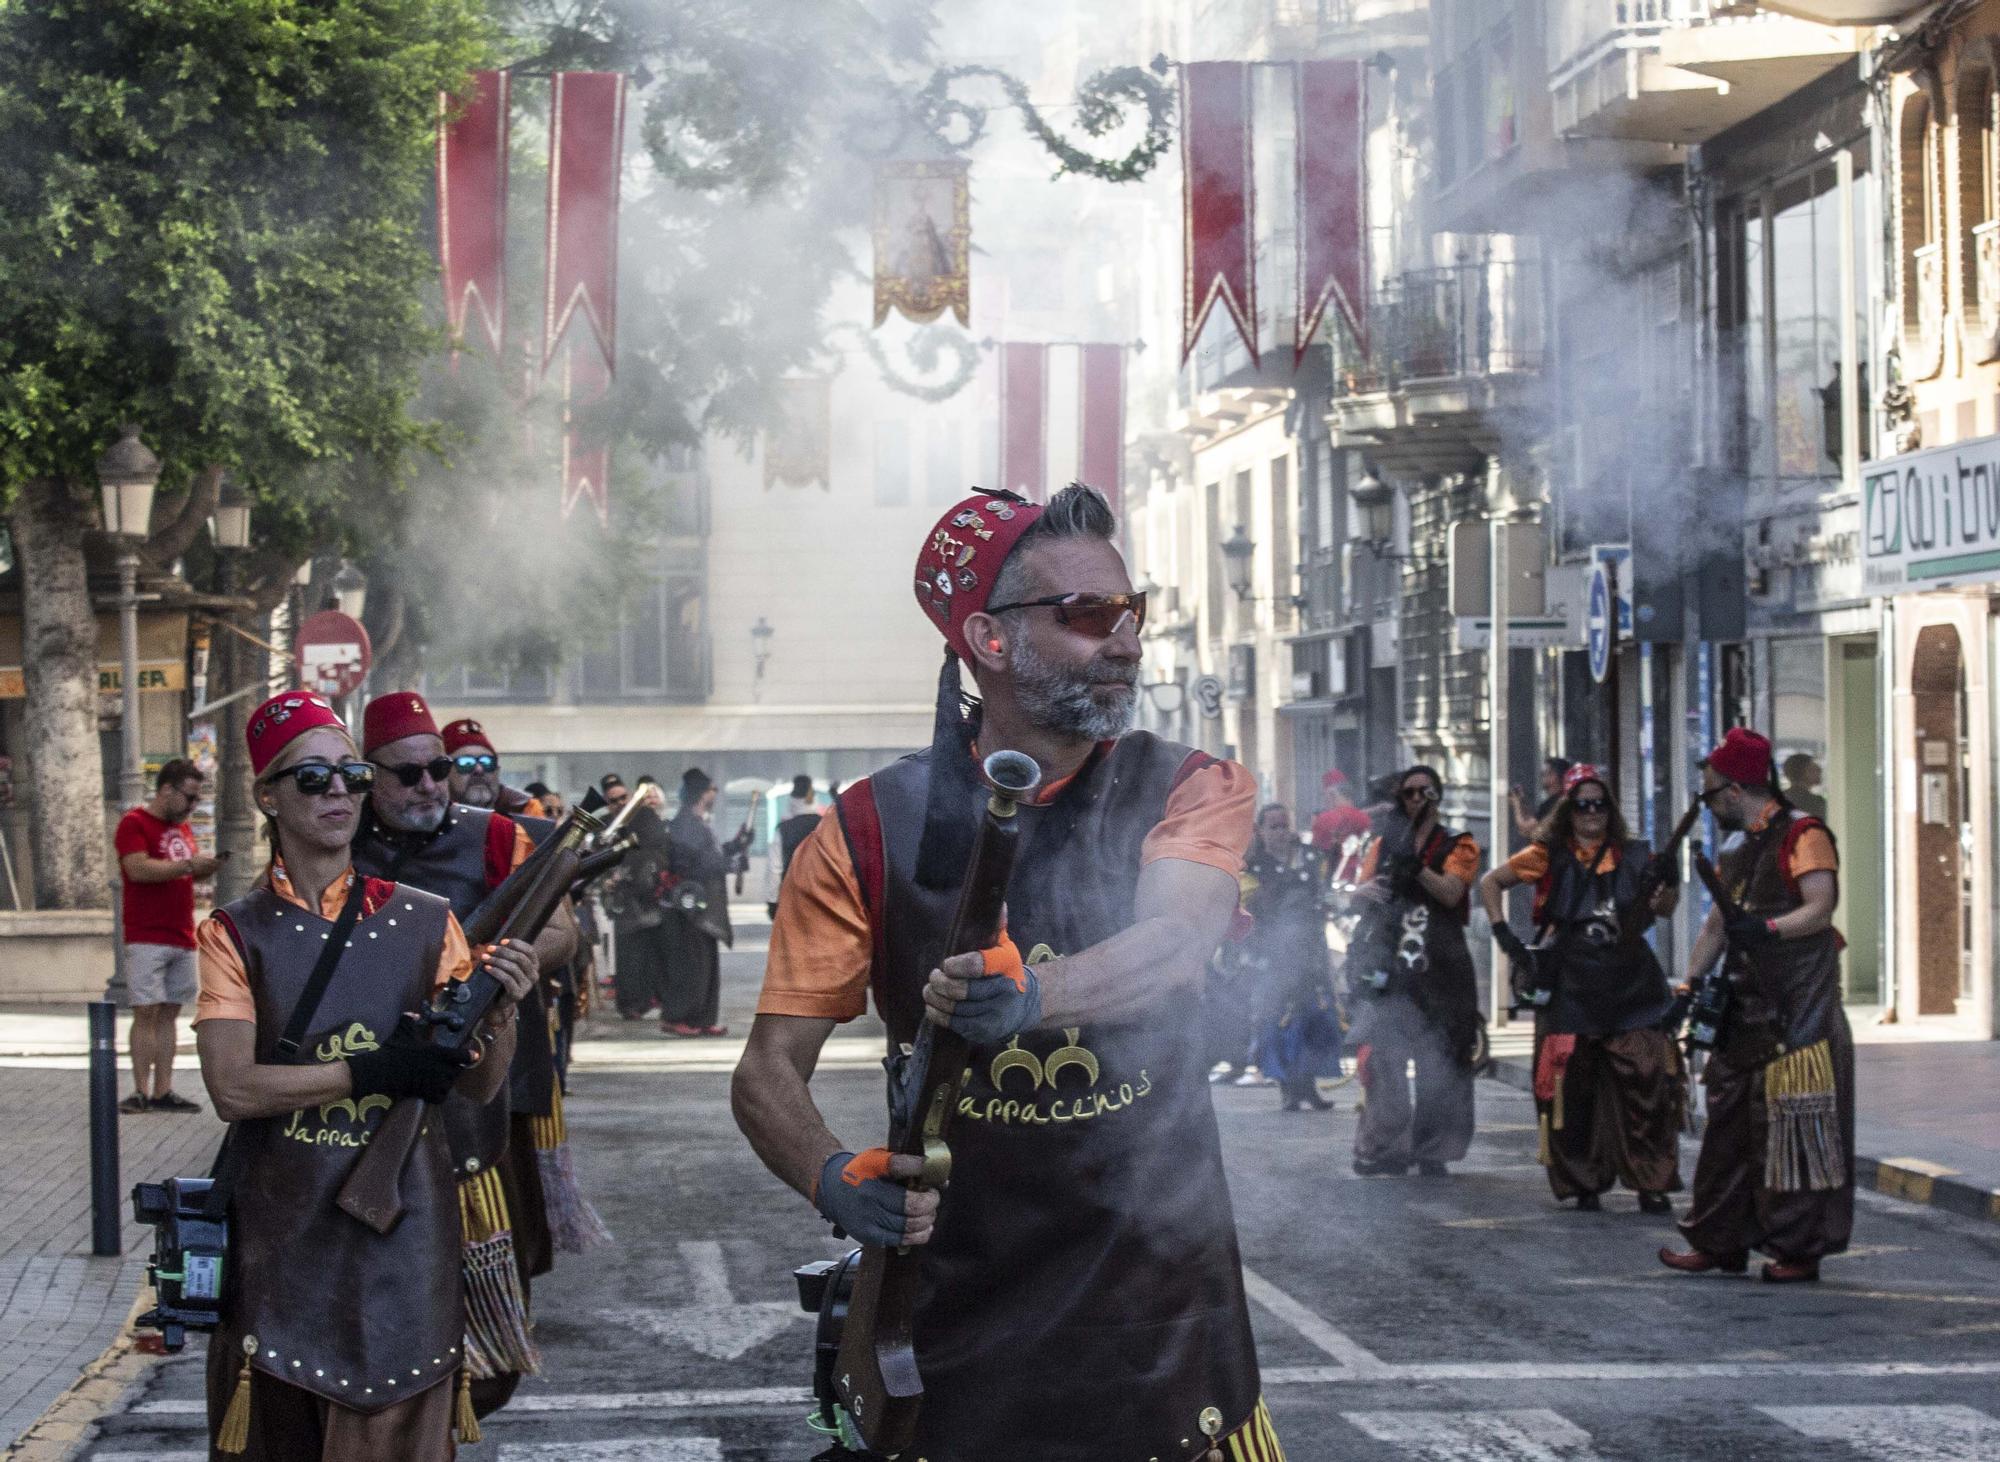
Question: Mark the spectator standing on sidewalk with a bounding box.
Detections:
[114,758,220,1113]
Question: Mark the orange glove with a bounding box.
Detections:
[814,1148,908,1247]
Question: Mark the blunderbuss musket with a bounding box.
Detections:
[817,749,1043,1456]
[335,805,602,1234]
[1682,843,1742,1054]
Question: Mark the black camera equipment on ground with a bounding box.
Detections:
[132,1176,227,1351]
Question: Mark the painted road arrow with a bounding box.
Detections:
[602,1241,807,1361]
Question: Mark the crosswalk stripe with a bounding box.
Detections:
[1344,1409,1604,1462]
[500,1442,723,1460]
[1762,1404,2000,1460]
[91,1454,202,1461]
[1240,1266,1387,1373]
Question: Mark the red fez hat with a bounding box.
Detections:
[441,718,495,756]
[246,690,345,776]
[1322,770,1349,789]
[1564,763,1609,795]
[362,691,439,757]
[914,490,1045,659]
[1703,726,1773,786]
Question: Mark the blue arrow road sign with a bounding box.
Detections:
[1587,562,1612,684]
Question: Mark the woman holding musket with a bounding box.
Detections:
[192,691,535,1460]
[1479,764,1682,1213]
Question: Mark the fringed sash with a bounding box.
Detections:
[529,1081,614,1254]
[457,1167,541,1378]
[1762,1040,1845,1193]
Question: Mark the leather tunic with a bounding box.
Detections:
[1538,839,1675,1037]
[852,732,1262,1462]
[214,883,462,1411]
[1348,825,1481,1054]
[352,806,515,1179]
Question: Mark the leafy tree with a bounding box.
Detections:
[0,0,492,905]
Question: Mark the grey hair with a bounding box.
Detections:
[988,483,1119,609]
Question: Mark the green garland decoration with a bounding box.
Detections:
[915,64,1175,184]
[831,323,983,402]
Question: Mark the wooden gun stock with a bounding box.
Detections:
[335,810,598,1234]
[833,750,1041,1454]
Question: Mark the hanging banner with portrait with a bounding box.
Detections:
[873,159,972,329]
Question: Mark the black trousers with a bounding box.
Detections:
[613,921,668,1016]
[659,918,721,1027]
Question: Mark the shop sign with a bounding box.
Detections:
[0,661,185,698]
[1863,434,2000,592]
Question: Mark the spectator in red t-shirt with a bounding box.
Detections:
[1309,770,1371,858]
[114,759,220,1113]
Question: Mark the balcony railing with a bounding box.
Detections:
[1547,0,1720,84]
[1333,261,1546,399]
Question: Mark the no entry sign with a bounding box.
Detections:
[296,610,372,700]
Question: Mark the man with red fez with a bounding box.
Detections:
[733,485,1283,1461]
[441,717,547,819]
[348,691,578,1416]
[1661,727,1851,1283]
[192,691,535,1459]
[1480,764,1684,1213]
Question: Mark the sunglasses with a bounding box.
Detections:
[269,760,374,796]
[986,591,1147,638]
[452,753,498,775]
[378,756,453,788]
[1399,784,1439,803]
[1571,797,1610,814]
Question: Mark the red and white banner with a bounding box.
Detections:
[1182,61,1258,366]
[1295,59,1369,362]
[561,343,611,525]
[1077,343,1125,516]
[1000,343,1048,502]
[544,71,626,374]
[437,70,510,357]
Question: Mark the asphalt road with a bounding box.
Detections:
[84,937,2000,1461]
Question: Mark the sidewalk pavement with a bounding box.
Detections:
[0,1009,223,1452]
[1487,1031,2000,1226]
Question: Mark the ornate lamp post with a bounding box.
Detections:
[1220,525,1255,602]
[96,425,161,809]
[331,561,368,621]
[209,476,258,902]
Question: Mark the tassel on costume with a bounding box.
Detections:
[455,1367,481,1443]
[1763,1039,1844,1192]
[1537,1112,1552,1168]
[216,1335,256,1455]
[532,1086,613,1253]
[456,1168,542,1378]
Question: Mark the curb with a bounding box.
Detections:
[1484,1055,2000,1228]
[3,1286,160,1462]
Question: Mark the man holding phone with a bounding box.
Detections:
[114,758,221,1113]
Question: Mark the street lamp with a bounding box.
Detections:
[331,562,368,621]
[96,425,161,809]
[211,473,252,552]
[1350,465,1418,562]
[1220,525,1255,602]
[751,616,775,681]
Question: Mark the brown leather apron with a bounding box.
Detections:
[215,883,462,1410]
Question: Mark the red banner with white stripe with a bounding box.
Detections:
[1000,343,1047,502]
[1077,344,1125,516]
[1296,60,1369,362]
[561,343,611,525]
[437,70,510,356]
[1182,61,1258,365]
[544,71,626,374]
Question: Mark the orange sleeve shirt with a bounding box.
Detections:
[1360,831,1482,886]
[194,861,473,1026]
[756,756,1258,1023]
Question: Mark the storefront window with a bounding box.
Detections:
[1770,637,1828,817]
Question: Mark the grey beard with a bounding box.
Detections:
[381,801,447,834]
[1009,639,1137,741]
